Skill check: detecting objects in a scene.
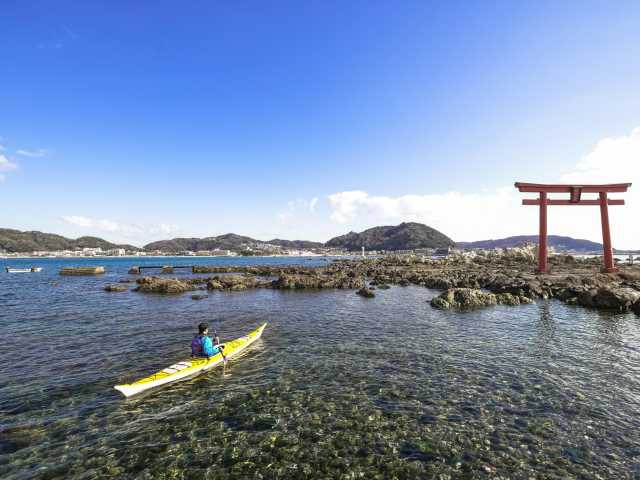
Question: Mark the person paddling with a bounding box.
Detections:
[191,322,226,360]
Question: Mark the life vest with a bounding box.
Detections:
[191,335,204,356]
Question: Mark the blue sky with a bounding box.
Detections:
[1,1,639,247]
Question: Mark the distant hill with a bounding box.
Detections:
[144,234,257,252]
[143,234,321,253]
[0,228,138,253]
[458,235,604,252]
[325,222,456,251]
[267,239,324,249]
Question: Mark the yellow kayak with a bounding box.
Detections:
[114,323,267,398]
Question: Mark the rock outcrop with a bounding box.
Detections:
[134,277,196,294]
[272,273,363,290]
[431,288,497,310]
[356,287,375,298]
[574,286,640,312]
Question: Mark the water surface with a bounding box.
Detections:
[1,257,639,478]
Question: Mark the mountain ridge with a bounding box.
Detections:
[3,226,628,254]
[0,228,138,253]
[457,235,603,252]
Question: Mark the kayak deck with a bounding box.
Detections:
[114,323,266,397]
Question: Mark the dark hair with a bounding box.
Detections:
[198,322,209,334]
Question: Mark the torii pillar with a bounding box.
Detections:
[515,183,632,273]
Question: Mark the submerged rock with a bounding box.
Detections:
[104,284,127,292]
[191,294,208,300]
[356,287,375,298]
[431,288,497,310]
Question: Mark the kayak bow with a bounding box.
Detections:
[114,323,267,398]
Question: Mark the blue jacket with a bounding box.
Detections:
[201,336,220,357]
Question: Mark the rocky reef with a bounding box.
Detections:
[431,288,497,310]
[122,252,640,316]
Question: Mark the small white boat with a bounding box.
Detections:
[5,267,43,273]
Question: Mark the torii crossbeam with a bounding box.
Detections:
[514,182,632,273]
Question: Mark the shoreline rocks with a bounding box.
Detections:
[120,256,640,316]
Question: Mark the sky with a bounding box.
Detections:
[1,1,639,248]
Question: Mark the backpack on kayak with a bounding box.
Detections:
[191,335,204,356]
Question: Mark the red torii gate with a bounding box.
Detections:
[514,182,632,273]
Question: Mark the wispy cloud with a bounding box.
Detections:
[37,26,79,50]
[37,42,63,50]
[16,148,47,158]
[0,154,18,182]
[278,197,319,224]
[62,215,179,242]
[327,127,640,249]
[62,215,127,233]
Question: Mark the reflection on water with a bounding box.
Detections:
[1,257,640,478]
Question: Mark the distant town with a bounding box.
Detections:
[0,245,450,259]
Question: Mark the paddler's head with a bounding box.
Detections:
[198,322,209,336]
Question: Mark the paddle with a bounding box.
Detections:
[213,330,229,378]
[219,344,230,377]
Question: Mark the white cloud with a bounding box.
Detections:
[0,154,17,171]
[62,215,131,233]
[277,197,319,224]
[560,127,640,184]
[16,148,47,158]
[327,127,640,249]
[153,223,180,235]
[0,154,18,182]
[327,188,526,242]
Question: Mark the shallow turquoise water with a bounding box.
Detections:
[1,257,639,478]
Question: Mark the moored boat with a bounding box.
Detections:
[114,323,267,398]
[6,267,43,273]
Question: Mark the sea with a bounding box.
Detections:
[1,256,639,479]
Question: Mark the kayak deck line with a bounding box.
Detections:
[114,323,267,398]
